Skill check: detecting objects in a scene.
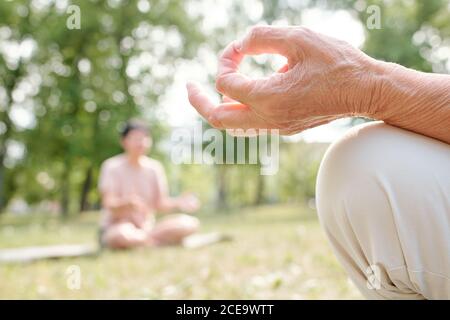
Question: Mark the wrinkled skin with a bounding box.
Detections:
[186,26,384,135]
[187,25,450,143]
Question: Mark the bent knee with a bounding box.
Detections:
[103,223,145,249]
[316,121,399,224]
[317,121,395,182]
[180,215,200,233]
[316,120,447,224]
[161,214,200,233]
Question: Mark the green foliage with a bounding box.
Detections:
[0,204,362,299]
[0,0,204,214]
[0,0,448,215]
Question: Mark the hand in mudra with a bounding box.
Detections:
[187,25,386,135]
[177,193,201,213]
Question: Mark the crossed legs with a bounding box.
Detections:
[102,214,200,249]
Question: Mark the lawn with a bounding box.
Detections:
[0,204,362,299]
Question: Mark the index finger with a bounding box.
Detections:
[216,26,297,102]
[215,40,259,103]
[186,82,222,128]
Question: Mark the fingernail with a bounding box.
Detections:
[186,81,197,91]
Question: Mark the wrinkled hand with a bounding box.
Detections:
[187,25,384,135]
[177,193,201,213]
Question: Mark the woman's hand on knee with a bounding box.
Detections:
[176,193,201,213]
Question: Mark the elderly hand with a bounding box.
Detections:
[187,25,389,135]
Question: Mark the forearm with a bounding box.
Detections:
[367,61,450,143]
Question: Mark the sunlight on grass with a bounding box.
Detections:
[0,205,362,299]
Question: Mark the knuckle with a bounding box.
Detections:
[248,25,268,40]
[288,27,302,40]
[296,26,312,35]
[248,25,261,37]
[293,26,315,43]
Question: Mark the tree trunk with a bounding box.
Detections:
[60,163,70,218]
[215,166,228,211]
[0,154,5,214]
[79,166,93,213]
[0,68,20,214]
[254,166,265,205]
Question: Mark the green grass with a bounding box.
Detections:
[0,204,362,299]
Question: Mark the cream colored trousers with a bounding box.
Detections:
[316,121,450,299]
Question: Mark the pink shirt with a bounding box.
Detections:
[98,154,168,228]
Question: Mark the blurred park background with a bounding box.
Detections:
[0,0,449,299]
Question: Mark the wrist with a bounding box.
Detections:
[357,60,450,143]
[367,60,427,121]
[350,58,398,119]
